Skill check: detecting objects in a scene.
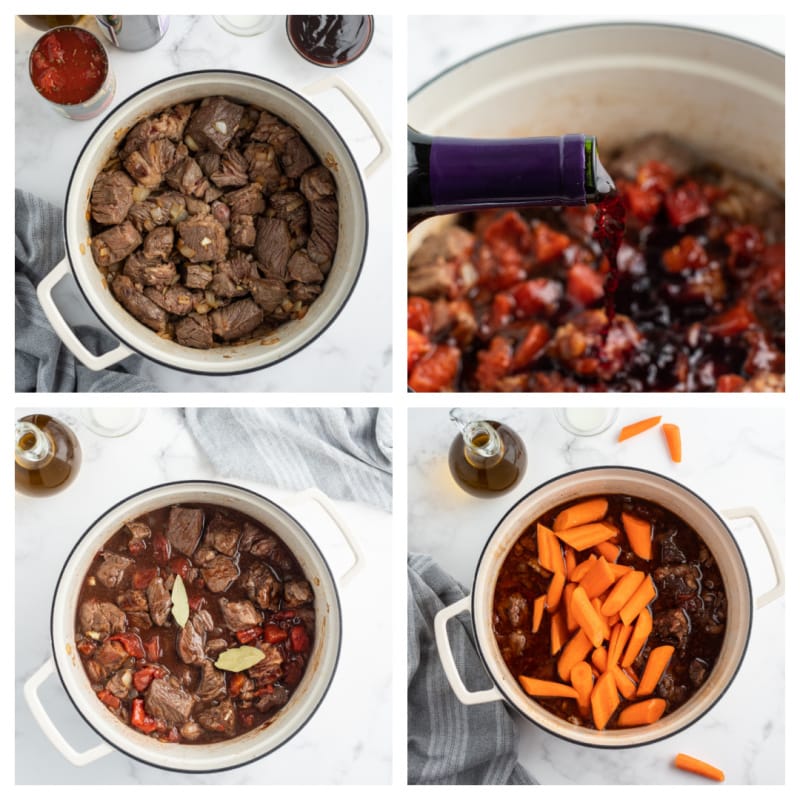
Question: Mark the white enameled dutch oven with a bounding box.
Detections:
[435,467,784,747]
[408,23,784,250]
[37,70,389,375]
[24,481,365,772]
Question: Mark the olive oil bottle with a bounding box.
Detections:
[15,414,81,497]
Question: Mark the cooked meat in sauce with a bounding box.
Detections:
[89,96,339,349]
[492,494,726,729]
[76,504,315,744]
[408,134,784,392]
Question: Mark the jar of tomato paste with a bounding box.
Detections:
[28,26,115,120]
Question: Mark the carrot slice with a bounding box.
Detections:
[553,498,608,531]
[609,563,633,579]
[550,610,568,655]
[594,540,621,563]
[579,556,616,599]
[611,664,637,699]
[621,607,653,668]
[537,523,564,573]
[563,583,578,632]
[554,523,618,551]
[601,570,646,617]
[557,629,593,681]
[569,554,597,582]
[570,585,606,648]
[619,576,656,626]
[591,647,608,673]
[607,622,632,667]
[663,423,682,463]
[590,597,611,642]
[637,645,675,696]
[674,753,725,782]
[532,594,546,633]
[621,513,653,560]
[618,415,662,442]
[617,698,666,727]
[570,661,594,717]
[590,671,620,730]
[546,569,566,611]
[564,546,577,576]
[519,675,579,699]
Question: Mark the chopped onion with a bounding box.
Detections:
[131,186,150,203]
[185,134,199,151]
[200,236,212,247]
[213,120,228,134]
[177,240,196,259]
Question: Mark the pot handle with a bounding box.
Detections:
[301,76,390,179]
[434,595,504,705]
[299,487,365,586]
[24,658,113,766]
[722,507,785,608]
[37,257,133,371]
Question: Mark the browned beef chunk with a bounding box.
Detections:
[145,677,195,725]
[116,589,148,613]
[126,521,151,541]
[79,599,127,636]
[201,556,239,593]
[290,281,322,303]
[166,156,208,197]
[121,103,193,158]
[184,262,214,289]
[279,135,316,179]
[194,547,218,567]
[91,170,135,225]
[209,252,259,298]
[218,598,262,631]
[689,658,709,687]
[177,609,213,664]
[300,165,336,203]
[230,214,256,248]
[204,513,241,556]
[240,522,264,552]
[105,668,134,699]
[185,96,244,154]
[247,642,284,687]
[128,192,188,232]
[127,611,153,630]
[95,552,133,589]
[196,152,220,177]
[142,226,174,260]
[288,250,324,284]
[144,285,195,316]
[254,217,291,279]
[655,667,690,707]
[196,698,236,737]
[204,185,224,204]
[205,638,228,656]
[254,683,290,715]
[123,252,177,288]
[209,149,249,188]
[250,111,285,142]
[225,183,266,216]
[167,506,204,555]
[652,608,690,652]
[283,580,313,607]
[271,191,308,242]
[92,640,130,680]
[177,215,229,263]
[124,139,179,187]
[210,298,264,341]
[653,564,700,606]
[497,592,528,629]
[250,277,288,314]
[196,660,227,702]
[175,314,213,349]
[92,221,143,268]
[244,142,283,191]
[307,196,338,270]
[243,562,281,610]
[211,200,231,230]
[146,575,172,626]
[185,197,211,216]
[111,275,168,333]
[408,226,475,292]
[249,534,294,574]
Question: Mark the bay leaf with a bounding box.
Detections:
[215,646,266,673]
[171,574,189,628]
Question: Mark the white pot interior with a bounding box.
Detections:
[472,468,751,747]
[51,482,341,771]
[67,71,367,373]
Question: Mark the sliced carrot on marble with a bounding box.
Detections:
[618,416,662,442]
[674,753,725,782]
[662,423,683,463]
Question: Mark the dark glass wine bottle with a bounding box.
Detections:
[408,126,615,228]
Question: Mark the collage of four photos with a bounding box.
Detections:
[14,12,786,787]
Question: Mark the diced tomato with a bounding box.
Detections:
[152,533,171,565]
[531,222,570,263]
[662,236,710,273]
[37,67,64,95]
[474,336,513,392]
[128,538,147,556]
[131,698,158,734]
[133,666,165,693]
[665,181,710,226]
[144,635,162,662]
[484,211,531,255]
[474,245,526,292]
[408,344,461,392]
[132,567,157,590]
[408,296,433,335]
[235,627,262,645]
[188,594,206,612]
[511,324,550,371]
[264,623,289,644]
[271,609,299,622]
[42,34,65,64]
[725,224,765,271]
[290,625,310,653]
[97,689,121,710]
[510,279,562,317]
[717,374,746,392]
[488,292,515,331]
[621,181,662,223]
[636,160,676,193]
[107,632,145,659]
[168,556,191,579]
[77,639,96,657]
[705,300,755,337]
[408,329,431,372]
[230,673,246,697]
[566,263,604,306]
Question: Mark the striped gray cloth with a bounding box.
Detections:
[15,189,157,392]
[185,408,392,512]
[408,553,534,785]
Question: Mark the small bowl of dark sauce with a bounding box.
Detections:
[286,15,374,67]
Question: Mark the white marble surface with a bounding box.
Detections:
[15,15,392,392]
[408,406,784,784]
[15,406,392,784]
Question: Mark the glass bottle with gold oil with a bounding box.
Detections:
[15,414,82,497]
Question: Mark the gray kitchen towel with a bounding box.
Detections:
[408,552,534,785]
[185,408,392,512]
[15,189,158,392]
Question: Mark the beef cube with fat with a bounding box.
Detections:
[177,215,229,263]
[211,200,231,230]
[299,165,336,203]
[196,697,236,737]
[250,277,288,314]
[288,250,324,284]
[247,642,284,687]
[145,677,195,725]
[283,579,314,607]
[144,285,195,316]
[175,314,214,349]
[185,96,245,154]
[307,196,338,270]
[177,609,214,664]
[166,156,208,197]
[91,170,135,225]
[196,659,227,702]
[184,263,214,289]
[124,139,179,187]
[146,575,172,626]
[209,149,249,188]
[201,556,239,593]
[270,191,308,241]
[225,183,266,216]
[243,562,281,610]
[142,226,175,260]
[111,275,168,333]
[166,506,204,555]
[254,217,291,279]
[218,598,262,631]
[79,599,127,637]
[204,513,241,556]
[230,214,256,248]
[255,683,290,715]
[279,135,316,179]
[123,252,177,288]
[92,221,143,268]
[121,103,193,158]
[244,142,283,191]
[290,281,322,303]
[210,298,264,341]
[95,552,133,589]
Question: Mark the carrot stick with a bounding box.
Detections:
[623,664,640,685]
[601,570,646,617]
[557,628,593,681]
[550,610,568,655]
[537,523,564,573]
[578,556,616,599]
[618,415,662,442]
[619,576,656,626]
[519,676,579,699]
[663,423,682,463]
[564,546,577,577]
[607,622,632,667]
[590,671,620,730]
[617,698,666,727]
[621,607,653,668]
[570,585,607,648]
[553,498,609,531]
[621,513,653,560]
[554,523,618,551]
[674,753,725,782]
[563,583,578,631]
[569,555,597,583]
[609,563,633,579]
[611,664,637,699]
[594,540,621,563]
[637,645,675,696]
[570,661,594,717]
[546,569,566,611]
[532,594,546,634]
[591,646,608,673]
[590,597,611,641]
[607,612,621,627]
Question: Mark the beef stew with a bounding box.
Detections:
[76,504,315,744]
